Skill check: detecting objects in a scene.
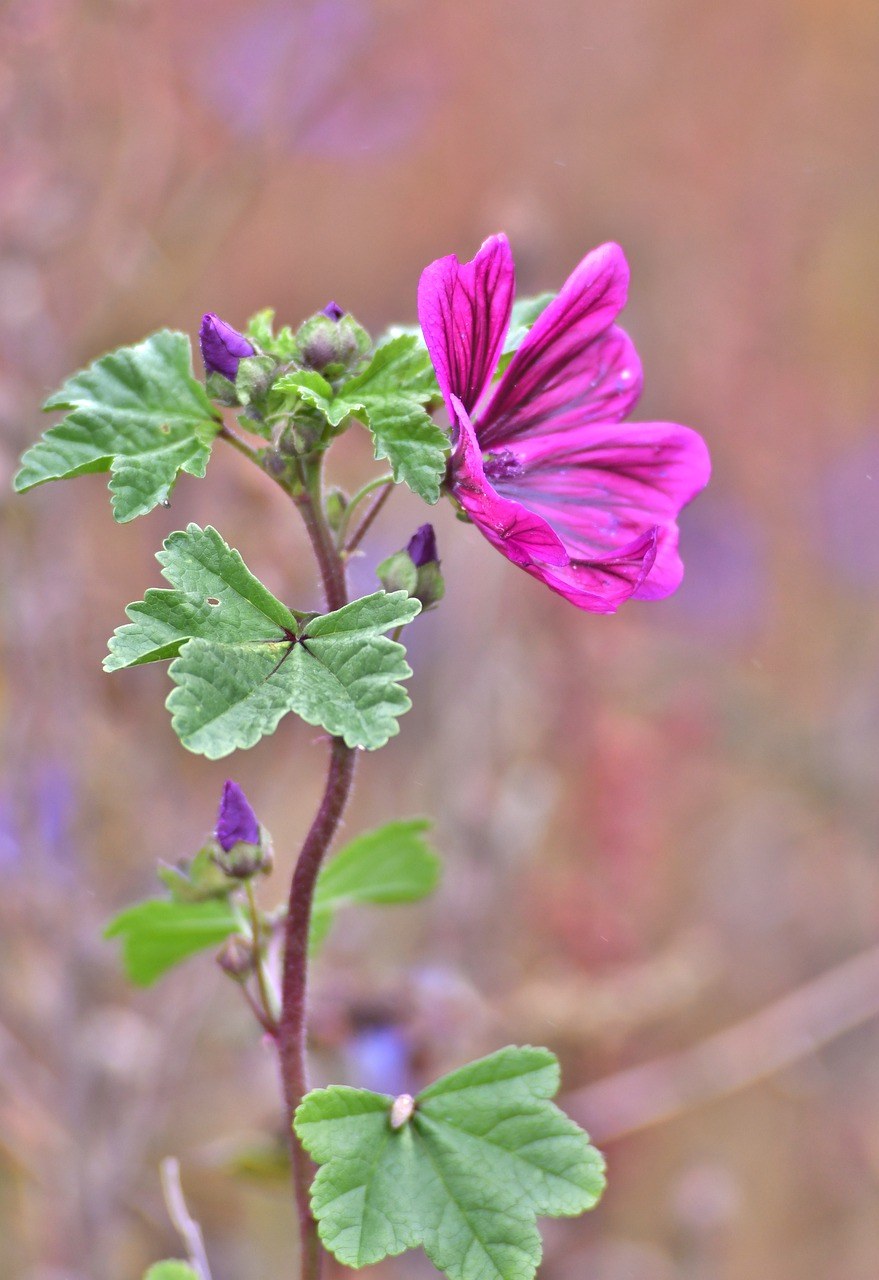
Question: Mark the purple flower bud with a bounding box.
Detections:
[199,313,254,381]
[406,524,438,568]
[321,301,345,322]
[215,780,260,851]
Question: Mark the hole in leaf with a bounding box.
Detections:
[206,597,221,607]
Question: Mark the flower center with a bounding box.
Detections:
[483,449,524,483]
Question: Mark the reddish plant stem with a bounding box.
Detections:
[343,479,393,556]
[278,738,355,1279]
[278,458,356,1280]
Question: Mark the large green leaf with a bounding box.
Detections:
[106,524,420,756]
[14,331,220,521]
[104,898,240,986]
[295,1045,605,1280]
[310,818,440,948]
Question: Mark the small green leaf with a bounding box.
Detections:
[143,1263,200,1280]
[272,335,447,502]
[106,525,420,756]
[270,370,343,425]
[295,1045,605,1280]
[104,898,240,985]
[311,818,440,948]
[337,336,448,502]
[14,331,220,521]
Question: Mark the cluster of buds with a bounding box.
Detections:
[198,305,373,467]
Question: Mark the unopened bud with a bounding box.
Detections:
[216,780,259,849]
[377,524,444,611]
[216,934,255,980]
[199,314,254,382]
[324,487,348,532]
[406,523,438,568]
[212,780,273,879]
[295,311,370,378]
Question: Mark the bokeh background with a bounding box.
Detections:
[3,1,879,1277]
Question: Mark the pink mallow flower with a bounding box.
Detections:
[417,235,710,612]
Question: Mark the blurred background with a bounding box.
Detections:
[2,0,879,1277]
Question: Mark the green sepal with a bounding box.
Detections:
[14,330,220,522]
[377,550,444,611]
[376,550,419,597]
[235,354,278,410]
[245,308,297,360]
[295,1045,605,1280]
[157,844,235,902]
[205,370,238,406]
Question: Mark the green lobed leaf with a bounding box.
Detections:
[14,331,220,521]
[274,335,447,503]
[310,818,440,948]
[295,1045,605,1280]
[143,1263,200,1280]
[338,336,448,503]
[104,898,240,986]
[105,524,420,756]
[105,523,299,671]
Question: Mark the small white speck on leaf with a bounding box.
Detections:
[390,1093,415,1129]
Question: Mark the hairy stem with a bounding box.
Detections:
[278,454,356,1280]
[295,458,350,612]
[278,738,356,1280]
[218,422,262,466]
[343,478,393,557]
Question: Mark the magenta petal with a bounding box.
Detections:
[493,420,710,596]
[450,397,567,568]
[417,233,515,417]
[525,529,659,613]
[480,324,643,450]
[478,243,632,449]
